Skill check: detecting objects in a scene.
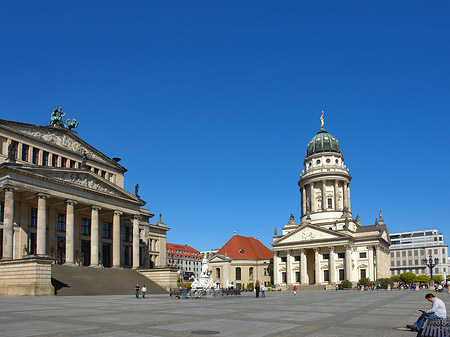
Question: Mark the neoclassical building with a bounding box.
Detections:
[271,115,390,287]
[0,112,168,269]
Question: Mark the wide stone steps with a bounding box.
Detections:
[51,265,167,296]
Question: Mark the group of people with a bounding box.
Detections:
[254,283,266,298]
[135,284,148,299]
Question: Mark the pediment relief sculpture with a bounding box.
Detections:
[46,172,121,196]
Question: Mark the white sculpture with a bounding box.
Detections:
[191,256,215,289]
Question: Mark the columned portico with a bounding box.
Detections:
[37,193,49,256]
[273,251,279,285]
[286,250,292,285]
[375,245,381,280]
[367,245,374,280]
[112,211,122,268]
[2,187,14,260]
[64,200,77,265]
[345,245,352,280]
[328,246,336,284]
[299,248,307,284]
[314,247,320,284]
[90,206,101,267]
[132,215,140,269]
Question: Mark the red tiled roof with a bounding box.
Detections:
[166,243,202,260]
[216,235,273,260]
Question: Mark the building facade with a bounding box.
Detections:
[209,235,273,288]
[271,115,391,287]
[166,243,203,279]
[390,229,449,277]
[0,114,168,269]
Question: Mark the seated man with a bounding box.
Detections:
[406,293,447,332]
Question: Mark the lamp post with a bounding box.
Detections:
[423,254,439,285]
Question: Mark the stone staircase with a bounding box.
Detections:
[51,265,167,296]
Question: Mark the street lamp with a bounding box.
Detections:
[423,254,439,284]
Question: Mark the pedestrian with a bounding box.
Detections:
[261,284,266,298]
[182,284,188,299]
[255,282,260,298]
[406,293,447,332]
[293,285,297,295]
[135,284,140,299]
[142,285,147,299]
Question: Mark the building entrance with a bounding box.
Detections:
[306,249,315,285]
[102,243,111,268]
[81,240,90,266]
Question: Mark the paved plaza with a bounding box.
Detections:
[0,290,449,337]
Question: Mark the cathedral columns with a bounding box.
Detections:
[321,180,327,210]
[36,193,49,256]
[90,206,101,267]
[64,200,77,265]
[2,187,14,260]
[328,246,336,284]
[375,245,381,280]
[347,183,351,212]
[345,245,352,281]
[273,251,279,285]
[301,186,306,215]
[112,211,122,268]
[367,245,374,281]
[310,183,315,212]
[286,250,292,285]
[132,215,140,269]
[300,248,307,285]
[314,247,320,284]
[343,181,348,210]
[334,181,339,211]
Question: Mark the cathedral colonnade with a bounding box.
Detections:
[300,179,351,215]
[0,187,158,269]
[273,244,385,286]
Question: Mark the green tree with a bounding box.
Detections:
[415,275,430,283]
[341,280,352,288]
[399,272,416,283]
[390,275,400,282]
[359,278,371,286]
[377,278,394,289]
[433,275,442,283]
[247,283,254,291]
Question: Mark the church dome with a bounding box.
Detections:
[306,127,341,157]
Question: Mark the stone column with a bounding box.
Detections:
[314,247,320,284]
[301,186,306,216]
[132,215,140,269]
[64,200,77,265]
[300,248,307,285]
[345,245,352,282]
[334,181,339,211]
[90,206,101,267]
[286,250,292,285]
[273,251,279,285]
[37,193,49,256]
[2,187,14,260]
[329,246,336,284]
[375,245,381,280]
[343,182,348,209]
[112,211,122,268]
[310,183,315,212]
[322,180,327,210]
[367,246,374,281]
[347,183,351,212]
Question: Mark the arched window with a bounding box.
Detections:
[236,267,241,281]
[216,268,220,279]
[249,267,254,280]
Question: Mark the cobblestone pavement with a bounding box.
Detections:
[0,289,448,337]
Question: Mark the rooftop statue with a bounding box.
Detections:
[49,104,79,130]
[290,213,295,222]
[66,118,79,130]
[135,184,140,198]
[320,110,325,128]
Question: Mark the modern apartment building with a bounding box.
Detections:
[390,229,449,277]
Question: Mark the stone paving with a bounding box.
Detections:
[0,289,449,337]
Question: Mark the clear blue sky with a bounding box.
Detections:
[1,1,449,252]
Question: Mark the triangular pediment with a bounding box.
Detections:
[209,254,232,263]
[0,120,124,170]
[9,165,141,203]
[273,223,349,245]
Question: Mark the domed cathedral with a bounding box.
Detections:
[271,112,390,289]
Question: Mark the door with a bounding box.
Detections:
[81,240,90,266]
[102,243,111,268]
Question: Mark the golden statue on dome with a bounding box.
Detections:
[320,110,325,128]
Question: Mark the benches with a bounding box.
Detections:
[420,318,450,337]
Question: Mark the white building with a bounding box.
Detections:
[272,114,391,288]
[390,229,449,277]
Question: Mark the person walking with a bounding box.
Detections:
[261,284,266,298]
[135,284,140,299]
[255,282,260,298]
[141,285,147,299]
[406,293,447,332]
[293,285,297,295]
[182,284,188,299]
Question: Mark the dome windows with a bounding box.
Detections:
[316,159,321,164]
[326,158,331,163]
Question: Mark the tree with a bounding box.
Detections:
[247,283,254,291]
[399,272,416,283]
[415,275,430,283]
[390,275,401,282]
[433,275,442,283]
[377,278,394,289]
[341,280,352,288]
[359,278,371,286]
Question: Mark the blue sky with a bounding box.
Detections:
[1,1,449,251]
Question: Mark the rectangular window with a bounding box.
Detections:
[434,249,438,255]
[69,160,75,168]
[101,171,106,178]
[124,226,131,242]
[52,154,58,167]
[281,272,286,283]
[61,157,67,168]
[294,255,300,262]
[359,252,367,258]
[43,151,49,166]
[360,269,366,279]
[339,269,344,281]
[21,144,29,161]
[236,268,241,281]
[57,213,66,232]
[281,257,287,263]
[0,201,4,222]
[338,252,345,259]
[81,218,90,235]
[327,198,332,209]
[322,254,329,260]
[295,271,300,282]
[32,148,39,164]
[30,207,38,227]
[102,222,111,239]
[324,270,329,282]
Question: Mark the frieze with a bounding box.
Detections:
[14,126,108,164]
[47,172,119,196]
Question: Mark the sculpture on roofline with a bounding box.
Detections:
[66,118,79,130]
[49,104,79,130]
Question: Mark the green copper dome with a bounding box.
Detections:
[306,128,341,157]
